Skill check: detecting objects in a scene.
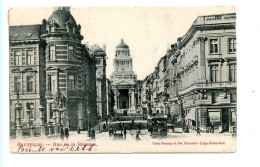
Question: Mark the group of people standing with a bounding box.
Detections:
[60,126,69,140]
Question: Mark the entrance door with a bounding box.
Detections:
[222,108,229,132]
[123,110,127,116]
[122,101,127,109]
[68,102,78,130]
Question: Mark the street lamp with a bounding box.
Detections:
[15,91,22,139]
[52,91,66,135]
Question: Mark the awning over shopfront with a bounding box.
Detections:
[186,108,196,120]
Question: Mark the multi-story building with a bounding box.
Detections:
[9,24,46,129]
[142,13,236,133]
[110,39,139,116]
[106,78,115,120]
[9,7,98,132]
[90,45,107,121]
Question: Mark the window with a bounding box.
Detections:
[229,64,236,81]
[49,46,55,61]
[14,51,22,65]
[96,58,101,65]
[228,38,236,53]
[50,103,53,119]
[68,46,74,60]
[26,103,34,118]
[210,65,219,82]
[14,76,21,92]
[212,92,219,104]
[210,39,218,54]
[230,90,237,103]
[26,50,34,65]
[26,76,34,92]
[49,75,56,91]
[68,75,75,91]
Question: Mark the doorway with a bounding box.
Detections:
[222,108,229,132]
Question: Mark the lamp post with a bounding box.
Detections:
[15,91,22,139]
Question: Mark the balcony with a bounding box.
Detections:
[66,91,83,98]
[179,81,236,95]
[45,91,83,98]
[45,91,58,98]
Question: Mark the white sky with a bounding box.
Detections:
[9,7,235,80]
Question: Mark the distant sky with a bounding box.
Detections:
[9,7,235,80]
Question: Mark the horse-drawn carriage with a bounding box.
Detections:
[147,115,168,138]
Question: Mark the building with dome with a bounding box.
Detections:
[110,39,140,115]
[9,7,98,135]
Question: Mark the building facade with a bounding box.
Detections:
[9,7,98,133]
[141,13,237,133]
[106,78,115,120]
[90,45,107,121]
[9,25,46,129]
[110,39,139,115]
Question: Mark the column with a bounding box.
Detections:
[46,101,50,122]
[128,90,131,109]
[78,101,83,129]
[131,89,135,110]
[197,37,207,82]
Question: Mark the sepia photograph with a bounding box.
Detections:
[7,6,238,153]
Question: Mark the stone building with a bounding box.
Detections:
[90,45,107,121]
[106,78,115,119]
[110,39,139,115]
[141,13,237,133]
[9,7,98,132]
[9,25,46,129]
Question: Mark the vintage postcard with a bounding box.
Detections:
[9,6,236,153]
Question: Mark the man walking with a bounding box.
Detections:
[123,127,127,139]
[64,126,69,140]
[196,125,201,136]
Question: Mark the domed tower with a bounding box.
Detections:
[110,39,138,114]
[41,7,97,130]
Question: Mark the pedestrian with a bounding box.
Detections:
[196,125,201,136]
[103,123,106,132]
[211,123,214,134]
[65,126,69,140]
[123,127,127,139]
[77,126,80,134]
[138,123,141,133]
[136,132,141,141]
[109,128,113,138]
[119,122,123,134]
[60,127,64,141]
[91,127,95,140]
[122,122,125,128]
[98,125,101,132]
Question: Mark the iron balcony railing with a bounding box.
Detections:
[179,81,236,95]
